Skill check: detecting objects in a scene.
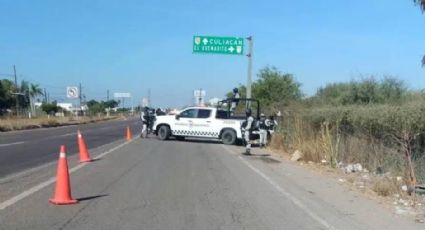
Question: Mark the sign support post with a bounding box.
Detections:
[246,36,253,100]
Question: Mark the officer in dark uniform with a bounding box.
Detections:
[140,107,150,138]
[242,108,254,155]
[230,88,240,116]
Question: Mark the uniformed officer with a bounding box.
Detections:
[242,108,254,155]
[268,115,278,135]
[230,88,240,116]
[259,113,268,148]
[140,107,150,138]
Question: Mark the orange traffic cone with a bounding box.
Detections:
[126,126,133,141]
[49,145,78,205]
[77,130,92,163]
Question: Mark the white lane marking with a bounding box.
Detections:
[0,135,139,211]
[221,146,338,230]
[59,133,75,137]
[0,142,25,147]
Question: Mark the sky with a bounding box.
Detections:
[0,0,424,108]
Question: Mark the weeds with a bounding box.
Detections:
[268,102,425,196]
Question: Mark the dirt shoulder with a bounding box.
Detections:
[264,146,425,224]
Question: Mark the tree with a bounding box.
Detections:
[312,77,407,106]
[86,100,105,114]
[86,99,119,114]
[104,100,119,108]
[252,66,302,107]
[28,83,43,115]
[18,80,30,108]
[0,79,15,114]
[41,101,60,114]
[414,0,425,11]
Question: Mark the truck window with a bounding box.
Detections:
[216,110,228,119]
[180,109,197,118]
[197,109,211,118]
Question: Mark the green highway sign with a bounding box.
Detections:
[193,36,244,55]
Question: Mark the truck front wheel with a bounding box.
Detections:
[158,125,171,140]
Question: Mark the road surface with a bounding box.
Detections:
[0,135,423,229]
[0,117,141,177]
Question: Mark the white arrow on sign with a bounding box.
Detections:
[202,38,209,45]
[228,46,235,53]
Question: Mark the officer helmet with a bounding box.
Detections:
[233,88,239,94]
[260,113,265,117]
[245,108,252,116]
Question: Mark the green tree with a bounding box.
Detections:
[28,83,43,115]
[18,80,30,108]
[252,66,302,107]
[41,101,60,114]
[86,99,106,114]
[312,77,407,106]
[0,79,15,113]
[104,100,119,108]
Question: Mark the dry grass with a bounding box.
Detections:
[370,177,400,197]
[0,116,118,132]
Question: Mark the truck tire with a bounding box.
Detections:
[221,129,236,145]
[158,125,171,140]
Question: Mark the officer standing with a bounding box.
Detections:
[243,108,254,155]
[230,88,240,116]
[259,113,268,148]
[140,107,150,138]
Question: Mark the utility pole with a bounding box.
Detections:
[44,88,48,103]
[13,65,19,115]
[107,89,109,101]
[148,88,151,107]
[199,88,202,105]
[79,83,82,108]
[246,36,253,100]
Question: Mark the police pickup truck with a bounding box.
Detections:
[153,98,260,145]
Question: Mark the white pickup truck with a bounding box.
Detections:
[153,106,244,145]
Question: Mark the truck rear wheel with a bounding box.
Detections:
[158,125,171,140]
[221,129,236,145]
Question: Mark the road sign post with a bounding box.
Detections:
[246,36,253,100]
[193,36,244,55]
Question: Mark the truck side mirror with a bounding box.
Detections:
[175,114,180,120]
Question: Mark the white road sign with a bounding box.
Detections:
[194,90,206,97]
[114,93,131,98]
[66,87,79,98]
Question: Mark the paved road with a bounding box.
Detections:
[0,137,423,229]
[0,117,141,177]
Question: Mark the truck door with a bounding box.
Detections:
[194,109,220,138]
[173,108,197,136]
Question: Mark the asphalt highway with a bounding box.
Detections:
[0,117,141,177]
[0,136,423,229]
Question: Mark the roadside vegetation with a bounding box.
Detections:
[233,65,424,199]
[1,78,123,131]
